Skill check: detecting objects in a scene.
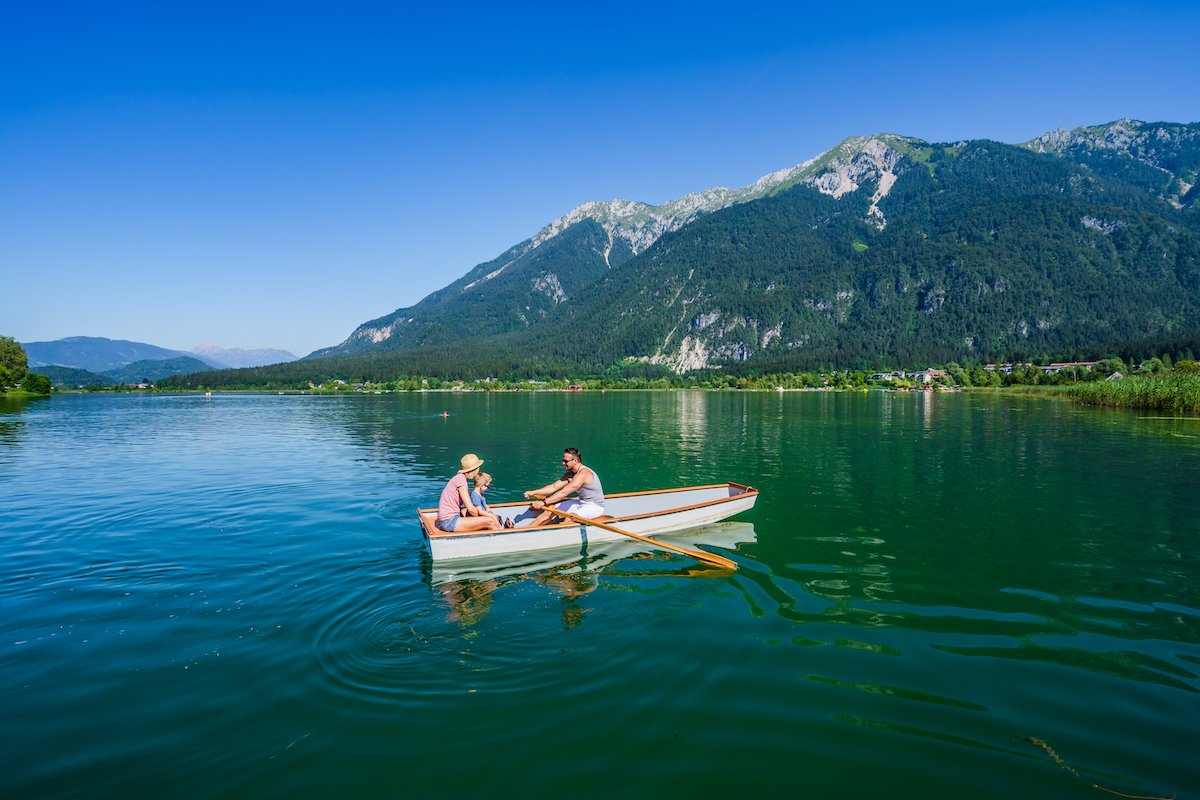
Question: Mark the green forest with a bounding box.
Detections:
[0,336,52,395]
[511,140,1200,371]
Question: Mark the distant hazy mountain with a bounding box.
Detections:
[190,342,298,369]
[22,336,222,372]
[21,336,295,374]
[37,357,215,387]
[35,365,113,387]
[105,357,215,383]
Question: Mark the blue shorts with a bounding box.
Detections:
[435,516,458,532]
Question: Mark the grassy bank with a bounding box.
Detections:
[964,385,1074,395]
[1,388,53,398]
[1066,372,1200,413]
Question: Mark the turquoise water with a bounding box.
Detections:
[2,391,1198,799]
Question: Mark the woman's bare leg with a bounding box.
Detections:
[452,514,503,532]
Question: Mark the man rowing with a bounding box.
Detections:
[518,447,605,527]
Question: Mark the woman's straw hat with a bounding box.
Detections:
[458,453,484,473]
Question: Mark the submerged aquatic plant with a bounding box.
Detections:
[1018,737,1176,799]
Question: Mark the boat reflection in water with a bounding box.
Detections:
[427,522,756,629]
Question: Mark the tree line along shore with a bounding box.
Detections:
[83,359,1200,414]
[7,334,1199,413]
[0,336,51,395]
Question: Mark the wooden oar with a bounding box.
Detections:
[544,503,738,570]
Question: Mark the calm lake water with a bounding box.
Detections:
[2,391,1198,799]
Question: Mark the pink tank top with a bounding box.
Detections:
[438,474,467,522]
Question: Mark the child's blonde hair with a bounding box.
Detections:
[474,472,492,489]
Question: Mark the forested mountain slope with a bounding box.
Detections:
[310,217,622,356]
[307,138,911,359]
[1022,118,1200,209]
[523,138,1199,371]
[301,120,1200,374]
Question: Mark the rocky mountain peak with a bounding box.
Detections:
[782,133,918,228]
[528,157,823,260]
[523,133,919,265]
[1021,118,1200,206]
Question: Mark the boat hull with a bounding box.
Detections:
[419,482,757,560]
[429,521,758,585]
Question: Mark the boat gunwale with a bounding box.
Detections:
[418,482,757,540]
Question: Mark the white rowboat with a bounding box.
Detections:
[429,522,758,586]
[419,482,758,561]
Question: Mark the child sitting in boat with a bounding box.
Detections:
[463,472,514,528]
[468,472,492,515]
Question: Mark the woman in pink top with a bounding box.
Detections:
[436,454,503,533]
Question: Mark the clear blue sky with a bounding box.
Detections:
[4,1,1198,358]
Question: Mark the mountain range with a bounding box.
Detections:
[307,134,924,360]
[298,118,1199,374]
[189,342,298,369]
[23,336,298,374]
[36,357,216,387]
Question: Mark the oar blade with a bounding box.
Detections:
[556,509,738,571]
[684,550,738,570]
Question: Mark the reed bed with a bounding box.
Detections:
[1067,372,1200,413]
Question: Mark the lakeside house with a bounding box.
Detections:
[985,361,1097,374]
[870,369,947,384]
[1044,361,1097,373]
[984,362,1033,374]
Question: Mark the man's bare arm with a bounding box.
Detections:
[525,478,568,500]
[544,468,590,503]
